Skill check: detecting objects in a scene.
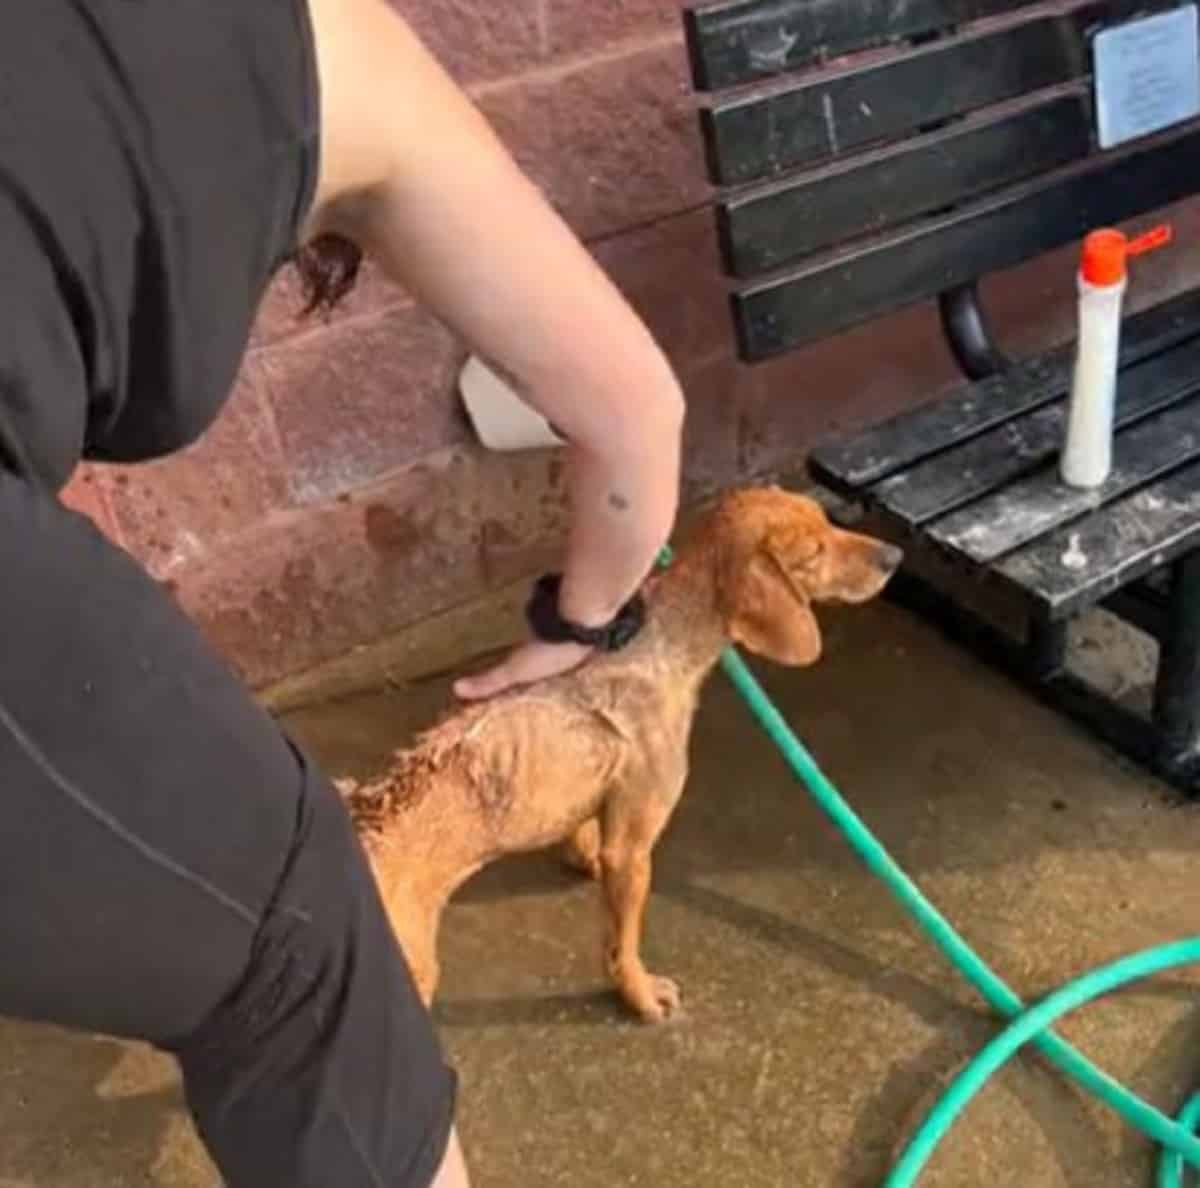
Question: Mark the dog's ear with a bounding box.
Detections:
[727,550,822,666]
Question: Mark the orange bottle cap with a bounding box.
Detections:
[1081,224,1173,285]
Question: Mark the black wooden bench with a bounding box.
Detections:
[684,0,1200,791]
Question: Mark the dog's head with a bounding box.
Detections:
[711,487,901,667]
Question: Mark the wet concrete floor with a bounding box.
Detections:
[4,600,1200,1187]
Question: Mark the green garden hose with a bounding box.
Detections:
[716,646,1200,1186]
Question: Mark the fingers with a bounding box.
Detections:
[453,640,591,701]
[452,658,517,701]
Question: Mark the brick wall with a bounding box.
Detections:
[64,1,1200,690]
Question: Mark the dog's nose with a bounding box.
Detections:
[876,543,904,574]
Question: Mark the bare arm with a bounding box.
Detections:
[307,0,684,695]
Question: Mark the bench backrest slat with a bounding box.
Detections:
[736,122,1200,359]
[686,0,1043,91]
[702,5,1101,186]
[721,90,1091,277]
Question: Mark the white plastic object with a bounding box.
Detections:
[1060,225,1171,490]
[1060,273,1126,489]
[458,355,564,452]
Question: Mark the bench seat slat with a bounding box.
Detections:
[996,461,1200,617]
[872,335,1200,526]
[809,289,1200,491]
[929,394,1200,561]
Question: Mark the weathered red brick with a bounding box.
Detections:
[679,351,743,500]
[173,508,375,690]
[475,450,570,588]
[478,39,709,240]
[259,303,468,505]
[59,466,124,545]
[390,0,543,84]
[737,303,961,479]
[546,0,684,57]
[106,360,289,578]
[594,206,727,370]
[174,445,565,687]
[251,257,410,351]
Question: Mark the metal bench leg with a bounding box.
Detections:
[1027,617,1068,679]
[1152,551,1200,763]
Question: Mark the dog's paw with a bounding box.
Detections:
[627,974,682,1024]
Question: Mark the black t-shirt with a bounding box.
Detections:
[1,0,319,490]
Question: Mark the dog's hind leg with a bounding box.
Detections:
[377,891,442,1008]
[562,818,601,880]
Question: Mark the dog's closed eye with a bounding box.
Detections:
[789,540,824,573]
[769,529,824,575]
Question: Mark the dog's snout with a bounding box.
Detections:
[876,543,904,575]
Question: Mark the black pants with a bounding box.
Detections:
[0,470,455,1186]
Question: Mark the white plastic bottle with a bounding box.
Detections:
[1061,225,1170,490]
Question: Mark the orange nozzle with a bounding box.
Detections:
[1081,224,1173,286]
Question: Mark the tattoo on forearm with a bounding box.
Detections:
[608,491,630,512]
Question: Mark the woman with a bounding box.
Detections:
[0,1,684,1185]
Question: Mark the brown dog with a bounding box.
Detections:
[338,486,900,1021]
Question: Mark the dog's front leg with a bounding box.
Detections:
[602,843,675,1021]
[599,773,685,1023]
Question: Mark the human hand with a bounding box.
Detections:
[453,638,593,700]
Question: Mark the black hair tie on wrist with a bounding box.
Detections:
[526,574,646,653]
